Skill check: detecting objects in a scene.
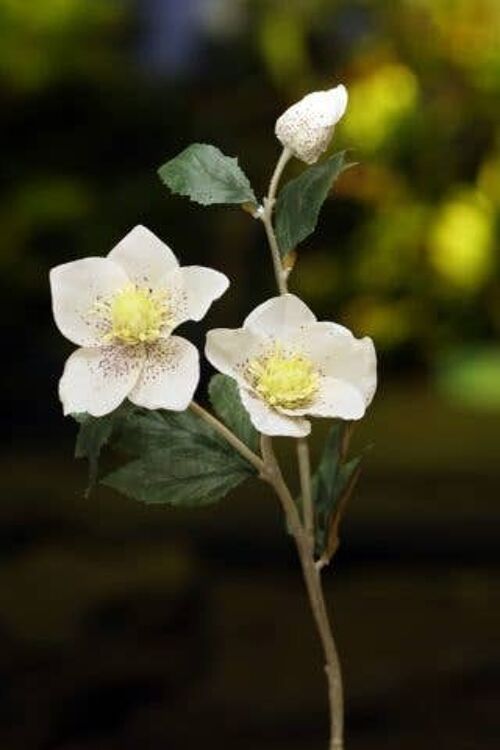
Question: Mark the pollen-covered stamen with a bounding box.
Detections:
[247,343,319,410]
[100,284,171,345]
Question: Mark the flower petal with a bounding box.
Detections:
[162,265,229,326]
[275,85,348,164]
[129,336,199,411]
[308,376,366,419]
[324,85,348,125]
[205,327,262,385]
[50,258,129,347]
[323,338,377,407]
[107,225,179,287]
[291,322,377,406]
[239,388,310,437]
[243,294,316,338]
[59,345,144,417]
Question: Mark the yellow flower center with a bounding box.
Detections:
[108,285,170,345]
[247,343,319,410]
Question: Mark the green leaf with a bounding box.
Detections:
[275,151,352,256]
[102,447,251,507]
[112,408,234,457]
[102,407,256,507]
[208,374,258,452]
[73,406,130,496]
[158,143,257,206]
[312,422,364,558]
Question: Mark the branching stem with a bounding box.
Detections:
[257,150,346,750]
[189,402,264,476]
[261,436,344,750]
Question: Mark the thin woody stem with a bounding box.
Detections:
[297,436,314,550]
[258,150,345,749]
[189,402,265,476]
[261,436,344,750]
[260,147,291,294]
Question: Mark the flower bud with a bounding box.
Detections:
[275,85,348,164]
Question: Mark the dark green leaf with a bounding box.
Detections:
[73,405,130,496]
[275,151,352,256]
[158,143,256,206]
[103,446,252,507]
[312,422,364,557]
[102,406,256,507]
[112,408,233,457]
[208,374,258,452]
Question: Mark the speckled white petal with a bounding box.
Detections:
[107,225,179,287]
[205,328,262,385]
[308,376,367,419]
[59,345,144,417]
[129,336,199,411]
[50,258,129,347]
[243,294,316,339]
[162,266,229,326]
[239,388,311,437]
[275,85,348,164]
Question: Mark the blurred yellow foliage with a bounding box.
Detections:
[258,6,309,85]
[356,203,428,289]
[344,298,416,348]
[341,64,419,152]
[0,0,121,89]
[428,190,494,292]
[410,0,500,85]
[478,152,500,207]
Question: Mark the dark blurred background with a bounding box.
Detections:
[1,1,499,748]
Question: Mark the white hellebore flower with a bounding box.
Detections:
[275,84,348,164]
[50,225,229,417]
[206,294,376,438]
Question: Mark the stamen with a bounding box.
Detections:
[95,284,171,345]
[247,342,319,410]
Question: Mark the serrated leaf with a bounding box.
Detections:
[102,406,256,507]
[73,405,130,496]
[275,151,352,256]
[102,446,252,507]
[112,408,234,457]
[208,374,258,452]
[158,143,256,206]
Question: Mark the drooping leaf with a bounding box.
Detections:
[73,404,131,496]
[312,422,365,559]
[275,151,352,256]
[208,374,258,452]
[158,143,257,206]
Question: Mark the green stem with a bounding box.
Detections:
[260,147,292,294]
[297,437,314,550]
[258,150,345,750]
[261,436,344,750]
[189,402,265,476]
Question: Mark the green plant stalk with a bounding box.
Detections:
[189,401,265,475]
[190,398,344,748]
[258,150,345,750]
[298,436,314,549]
[191,400,344,749]
[261,436,344,750]
[260,146,291,294]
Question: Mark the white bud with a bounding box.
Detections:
[275,85,348,164]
